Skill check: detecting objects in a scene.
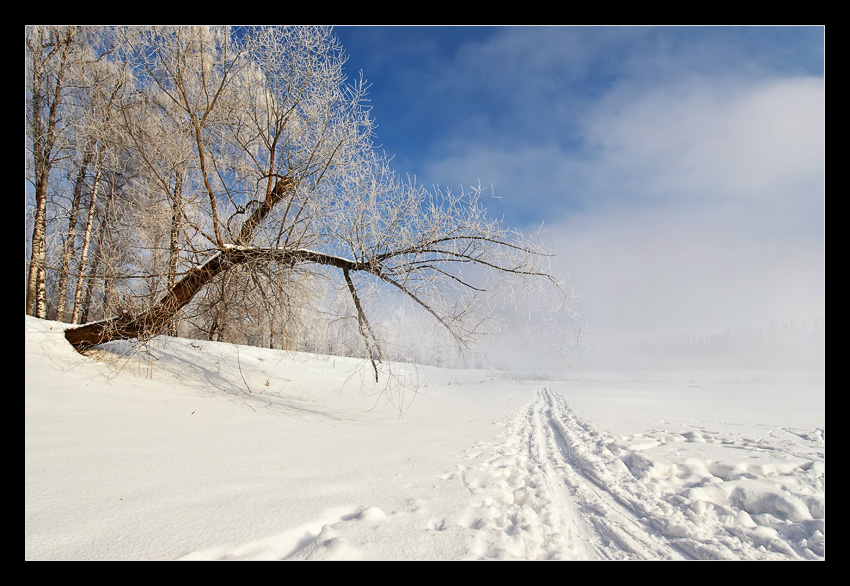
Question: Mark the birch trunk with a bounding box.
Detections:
[70,146,106,324]
[26,27,76,318]
[55,148,94,321]
[167,173,183,336]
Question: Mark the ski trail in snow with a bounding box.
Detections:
[177,386,823,561]
[534,387,733,559]
[451,386,805,560]
[452,387,686,559]
[532,387,693,559]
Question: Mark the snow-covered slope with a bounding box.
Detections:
[25,316,824,560]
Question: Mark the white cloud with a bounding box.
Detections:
[549,205,824,335]
[424,75,825,358]
[549,80,825,359]
[365,27,825,367]
[582,76,825,210]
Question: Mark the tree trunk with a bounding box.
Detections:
[63,176,358,351]
[70,150,104,324]
[78,226,103,325]
[64,245,363,351]
[27,188,48,318]
[26,81,50,318]
[26,27,76,318]
[166,172,183,337]
[55,148,94,321]
[65,249,234,349]
[79,183,115,324]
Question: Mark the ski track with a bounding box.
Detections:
[179,386,824,561]
[453,386,824,560]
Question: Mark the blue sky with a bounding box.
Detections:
[332,26,824,361]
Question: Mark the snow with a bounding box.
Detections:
[25,315,825,560]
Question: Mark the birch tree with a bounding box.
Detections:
[55,26,567,376]
[26,26,79,318]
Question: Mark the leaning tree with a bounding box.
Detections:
[59,26,567,375]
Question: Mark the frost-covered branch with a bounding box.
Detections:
[52,26,570,372]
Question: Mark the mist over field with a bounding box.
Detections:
[336,26,825,373]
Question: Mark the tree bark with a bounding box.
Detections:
[66,251,226,349]
[167,172,183,337]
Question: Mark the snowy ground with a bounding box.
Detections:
[25,316,824,560]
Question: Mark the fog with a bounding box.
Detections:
[334,27,825,372]
[471,77,825,371]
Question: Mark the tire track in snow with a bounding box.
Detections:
[454,387,740,560]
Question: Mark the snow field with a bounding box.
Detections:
[437,387,824,560]
[25,316,824,560]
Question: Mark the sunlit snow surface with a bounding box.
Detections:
[25,316,824,560]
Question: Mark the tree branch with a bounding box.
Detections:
[343,267,382,381]
[65,245,373,350]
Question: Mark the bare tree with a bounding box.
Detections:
[52,26,567,375]
[53,143,94,322]
[26,26,79,318]
[52,30,119,322]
